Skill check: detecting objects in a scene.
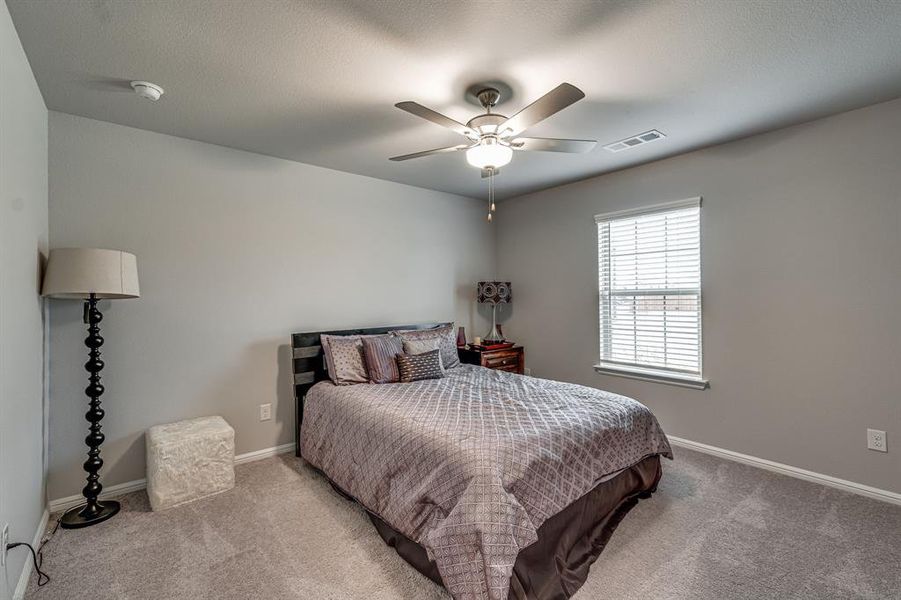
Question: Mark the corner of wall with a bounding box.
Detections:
[1,2,51,597]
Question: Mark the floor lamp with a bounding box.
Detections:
[42,248,140,528]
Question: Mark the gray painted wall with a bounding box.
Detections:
[497,98,901,494]
[0,2,48,597]
[47,112,495,499]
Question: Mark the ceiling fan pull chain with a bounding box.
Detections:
[487,168,494,222]
[490,171,496,212]
[487,186,492,223]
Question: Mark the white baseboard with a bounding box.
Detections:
[48,478,148,514]
[234,442,295,465]
[48,442,295,513]
[668,435,901,506]
[13,508,49,600]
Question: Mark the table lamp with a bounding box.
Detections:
[477,281,511,344]
[42,248,140,528]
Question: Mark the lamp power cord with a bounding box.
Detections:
[6,514,61,589]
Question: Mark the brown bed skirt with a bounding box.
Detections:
[363,455,663,600]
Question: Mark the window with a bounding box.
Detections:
[595,198,707,388]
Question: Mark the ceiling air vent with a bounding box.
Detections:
[603,130,666,153]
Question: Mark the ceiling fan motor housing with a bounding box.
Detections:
[467,113,508,136]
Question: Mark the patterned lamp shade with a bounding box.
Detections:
[477,281,512,304]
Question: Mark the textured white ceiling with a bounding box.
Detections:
[8,0,901,199]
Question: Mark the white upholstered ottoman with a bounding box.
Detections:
[146,416,235,511]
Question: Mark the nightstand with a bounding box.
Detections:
[458,346,525,375]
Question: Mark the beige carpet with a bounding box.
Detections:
[27,448,901,599]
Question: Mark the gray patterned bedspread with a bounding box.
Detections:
[300,365,672,600]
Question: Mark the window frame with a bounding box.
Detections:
[594,197,708,390]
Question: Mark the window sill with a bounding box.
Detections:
[593,364,709,390]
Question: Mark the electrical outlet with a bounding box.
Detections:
[259,403,272,422]
[867,429,887,452]
[524,368,532,376]
[1,523,9,566]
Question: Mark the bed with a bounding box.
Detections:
[291,324,672,600]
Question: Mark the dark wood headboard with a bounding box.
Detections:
[290,322,450,457]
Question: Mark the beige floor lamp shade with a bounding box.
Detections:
[40,248,139,529]
[41,248,140,299]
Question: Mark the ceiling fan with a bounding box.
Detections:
[389,83,596,175]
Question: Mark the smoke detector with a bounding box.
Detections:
[130,81,164,101]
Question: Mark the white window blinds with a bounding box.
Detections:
[596,198,703,379]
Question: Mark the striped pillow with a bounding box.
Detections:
[361,335,404,384]
[396,349,445,383]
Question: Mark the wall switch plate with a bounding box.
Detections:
[867,429,887,452]
[1,523,8,566]
[259,403,272,422]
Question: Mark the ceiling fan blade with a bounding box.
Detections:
[389,144,470,162]
[497,83,586,137]
[510,137,597,153]
[395,102,477,138]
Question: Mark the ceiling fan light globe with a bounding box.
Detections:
[466,142,512,170]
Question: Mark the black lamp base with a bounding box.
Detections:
[62,294,119,530]
[59,500,120,529]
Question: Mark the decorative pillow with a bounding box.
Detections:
[402,338,444,368]
[393,324,460,369]
[362,335,404,384]
[396,349,445,383]
[320,334,336,379]
[320,334,368,385]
